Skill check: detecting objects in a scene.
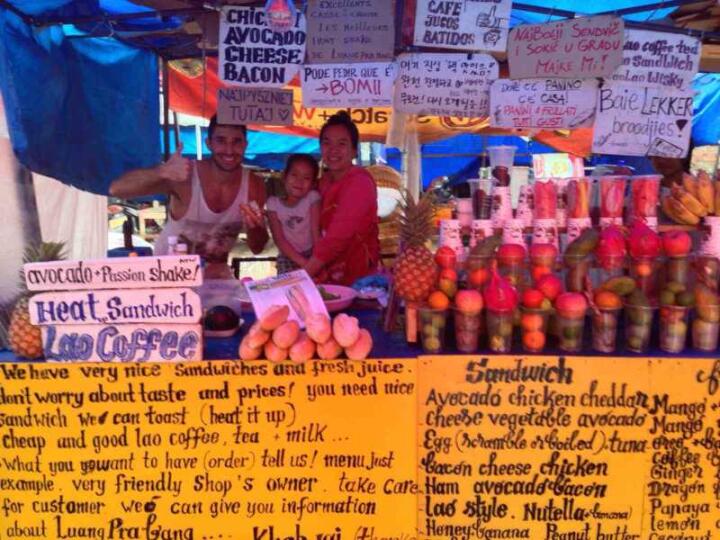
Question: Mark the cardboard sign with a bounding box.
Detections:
[306,0,394,63]
[41,324,203,362]
[508,15,624,79]
[217,87,293,126]
[394,53,498,118]
[490,78,598,129]
[28,288,202,325]
[23,256,202,292]
[593,82,694,158]
[413,0,512,52]
[610,29,701,90]
[301,62,396,108]
[246,269,328,328]
[218,6,306,87]
[0,359,416,537]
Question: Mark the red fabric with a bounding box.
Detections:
[313,166,380,285]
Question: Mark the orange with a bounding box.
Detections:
[523,330,546,351]
[521,313,544,332]
[428,290,450,310]
[594,290,622,310]
[634,262,652,277]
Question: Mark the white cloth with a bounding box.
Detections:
[154,161,249,262]
[266,190,319,254]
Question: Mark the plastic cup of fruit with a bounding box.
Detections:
[665,256,690,288]
[453,307,482,353]
[630,256,662,300]
[563,253,591,293]
[692,309,720,351]
[591,307,622,353]
[419,307,448,354]
[498,256,527,290]
[692,255,720,291]
[520,306,549,353]
[556,311,586,352]
[624,303,656,353]
[659,305,690,353]
[594,254,626,286]
[486,308,514,353]
[466,253,494,273]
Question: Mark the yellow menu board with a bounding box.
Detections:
[0,360,417,539]
[417,356,720,539]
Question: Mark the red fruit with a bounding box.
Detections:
[468,267,490,288]
[483,271,518,312]
[536,274,563,301]
[662,230,692,257]
[435,246,457,269]
[455,289,483,313]
[596,225,627,269]
[628,220,661,258]
[522,288,545,309]
[439,268,458,282]
[531,264,552,283]
[554,292,588,318]
[497,243,526,265]
[529,243,558,266]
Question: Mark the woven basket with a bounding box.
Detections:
[366,165,403,262]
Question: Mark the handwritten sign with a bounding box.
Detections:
[394,53,498,118]
[41,324,203,362]
[508,15,624,79]
[28,288,201,325]
[24,255,201,292]
[413,0,512,52]
[217,87,293,126]
[219,6,306,87]
[0,359,417,538]
[417,355,720,538]
[490,78,598,129]
[301,62,395,108]
[593,82,694,158]
[306,0,394,63]
[610,29,701,90]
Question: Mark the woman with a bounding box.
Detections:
[304,112,379,285]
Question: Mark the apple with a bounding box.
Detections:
[455,290,483,313]
[536,274,563,301]
[529,243,558,266]
[522,288,545,309]
[435,246,457,269]
[554,292,588,319]
[468,267,490,288]
[662,230,692,258]
[439,268,458,282]
[497,243,526,266]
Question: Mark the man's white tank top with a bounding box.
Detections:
[155,162,249,263]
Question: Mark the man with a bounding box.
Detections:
[110,116,268,275]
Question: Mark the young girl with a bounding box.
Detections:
[267,154,321,275]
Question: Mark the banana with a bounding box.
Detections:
[661,196,686,225]
[668,196,701,225]
[697,170,715,214]
[672,185,708,217]
[683,173,699,198]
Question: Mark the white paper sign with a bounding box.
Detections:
[413,0,512,52]
[301,62,395,108]
[508,15,624,79]
[217,87,293,126]
[490,78,598,129]
[609,29,701,90]
[42,324,203,363]
[219,6,306,87]
[592,82,694,158]
[24,256,202,292]
[246,270,328,328]
[29,289,202,325]
[394,53,498,118]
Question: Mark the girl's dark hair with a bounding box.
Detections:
[319,110,359,149]
[284,153,320,183]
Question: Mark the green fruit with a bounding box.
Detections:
[497,321,513,337]
[665,281,685,294]
[424,337,441,351]
[628,307,652,326]
[627,289,651,308]
[627,336,644,351]
[659,290,676,306]
[563,325,582,340]
[600,276,636,296]
[423,324,438,337]
[563,229,599,263]
[676,291,695,307]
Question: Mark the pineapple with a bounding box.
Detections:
[393,190,437,303]
[3,242,65,359]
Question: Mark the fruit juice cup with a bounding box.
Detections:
[624,303,656,353]
[520,306,549,353]
[630,256,662,301]
[665,256,690,288]
[419,307,448,354]
[659,305,690,353]
[556,313,586,352]
[599,175,627,227]
[630,175,660,228]
[692,305,720,351]
[453,308,482,353]
[563,253,591,293]
[594,254,627,286]
[693,255,720,291]
[592,307,622,353]
[486,308,514,353]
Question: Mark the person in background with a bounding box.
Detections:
[651,156,690,188]
[109,115,268,278]
[303,111,379,285]
[266,154,321,275]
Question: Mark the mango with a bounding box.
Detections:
[600,276,636,296]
